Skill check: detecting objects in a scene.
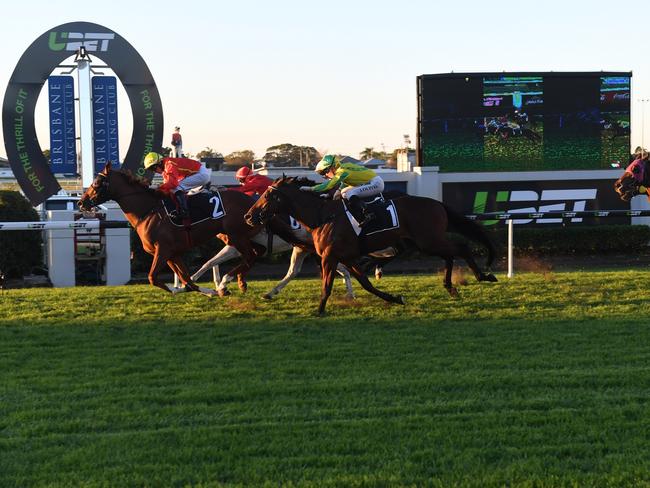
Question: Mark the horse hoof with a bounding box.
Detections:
[486,273,498,282]
[397,295,406,305]
[239,282,248,293]
[217,288,231,297]
[447,287,459,298]
[261,293,273,300]
[375,269,383,280]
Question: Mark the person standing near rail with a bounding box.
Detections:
[171,126,183,158]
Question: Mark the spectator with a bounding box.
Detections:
[171,126,183,158]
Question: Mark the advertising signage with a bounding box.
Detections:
[418,72,631,172]
[2,21,163,206]
[92,76,119,172]
[48,75,77,174]
[442,179,631,226]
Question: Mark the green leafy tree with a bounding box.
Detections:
[0,191,42,278]
[264,144,319,168]
[360,147,374,160]
[195,147,223,160]
[225,150,256,167]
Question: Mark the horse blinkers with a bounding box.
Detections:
[79,173,109,210]
[247,186,284,225]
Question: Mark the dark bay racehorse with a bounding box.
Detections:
[245,176,497,315]
[615,158,649,202]
[78,161,260,294]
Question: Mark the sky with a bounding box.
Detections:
[1,0,649,161]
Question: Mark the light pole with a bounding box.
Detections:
[640,98,649,154]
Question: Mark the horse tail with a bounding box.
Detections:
[442,203,496,267]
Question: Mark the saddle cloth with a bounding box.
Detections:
[345,195,400,236]
[162,189,226,226]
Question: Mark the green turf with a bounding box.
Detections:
[2,272,650,487]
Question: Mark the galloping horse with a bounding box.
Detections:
[245,176,497,315]
[78,161,260,294]
[614,158,649,202]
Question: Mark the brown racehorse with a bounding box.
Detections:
[245,176,497,315]
[78,161,260,294]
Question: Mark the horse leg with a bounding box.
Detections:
[148,246,172,293]
[318,254,339,316]
[453,242,497,283]
[336,264,355,300]
[167,258,208,295]
[343,262,405,305]
[191,245,240,282]
[216,238,256,297]
[237,273,248,293]
[443,257,459,297]
[262,246,307,300]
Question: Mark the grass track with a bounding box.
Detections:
[2,271,650,487]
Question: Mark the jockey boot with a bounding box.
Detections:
[174,190,190,222]
[348,195,375,227]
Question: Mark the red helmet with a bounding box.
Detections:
[235,166,252,181]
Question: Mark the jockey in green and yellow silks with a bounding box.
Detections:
[300,154,384,226]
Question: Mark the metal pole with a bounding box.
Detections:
[76,48,95,189]
[507,219,514,278]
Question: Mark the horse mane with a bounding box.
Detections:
[276,176,320,188]
[115,169,165,197]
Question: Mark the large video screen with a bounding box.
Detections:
[418,72,631,172]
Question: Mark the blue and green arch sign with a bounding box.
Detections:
[2,21,164,205]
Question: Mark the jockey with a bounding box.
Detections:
[300,154,384,226]
[230,166,274,198]
[143,152,211,219]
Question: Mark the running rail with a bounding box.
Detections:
[1,210,648,279]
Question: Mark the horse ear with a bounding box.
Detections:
[103,161,112,174]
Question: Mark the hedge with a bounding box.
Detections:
[0,190,43,278]
[468,224,650,257]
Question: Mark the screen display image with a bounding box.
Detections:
[481,76,544,168]
[418,72,631,172]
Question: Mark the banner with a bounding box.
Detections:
[442,179,631,226]
[2,22,163,206]
[92,76,119,171]
[48,76,77,174]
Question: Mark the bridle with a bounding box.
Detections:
[85,173,109,208]
[258,185,292,223]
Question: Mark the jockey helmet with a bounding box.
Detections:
[143,152,163,170]
[315,155,338,175]
[235,166,253,182]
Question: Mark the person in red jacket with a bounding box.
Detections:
[230,166,273,198]
[143,152,211,219]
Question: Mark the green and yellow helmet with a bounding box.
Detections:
[315,154,338,175]
[143,152,163,170]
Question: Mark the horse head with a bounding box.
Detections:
[78,161,114,210]
[615,159,647,202]
[245,176,321,226]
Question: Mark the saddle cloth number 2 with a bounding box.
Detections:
[209,195,225,218]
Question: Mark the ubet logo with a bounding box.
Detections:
[473,189,598,224]
[49,32,115,52]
